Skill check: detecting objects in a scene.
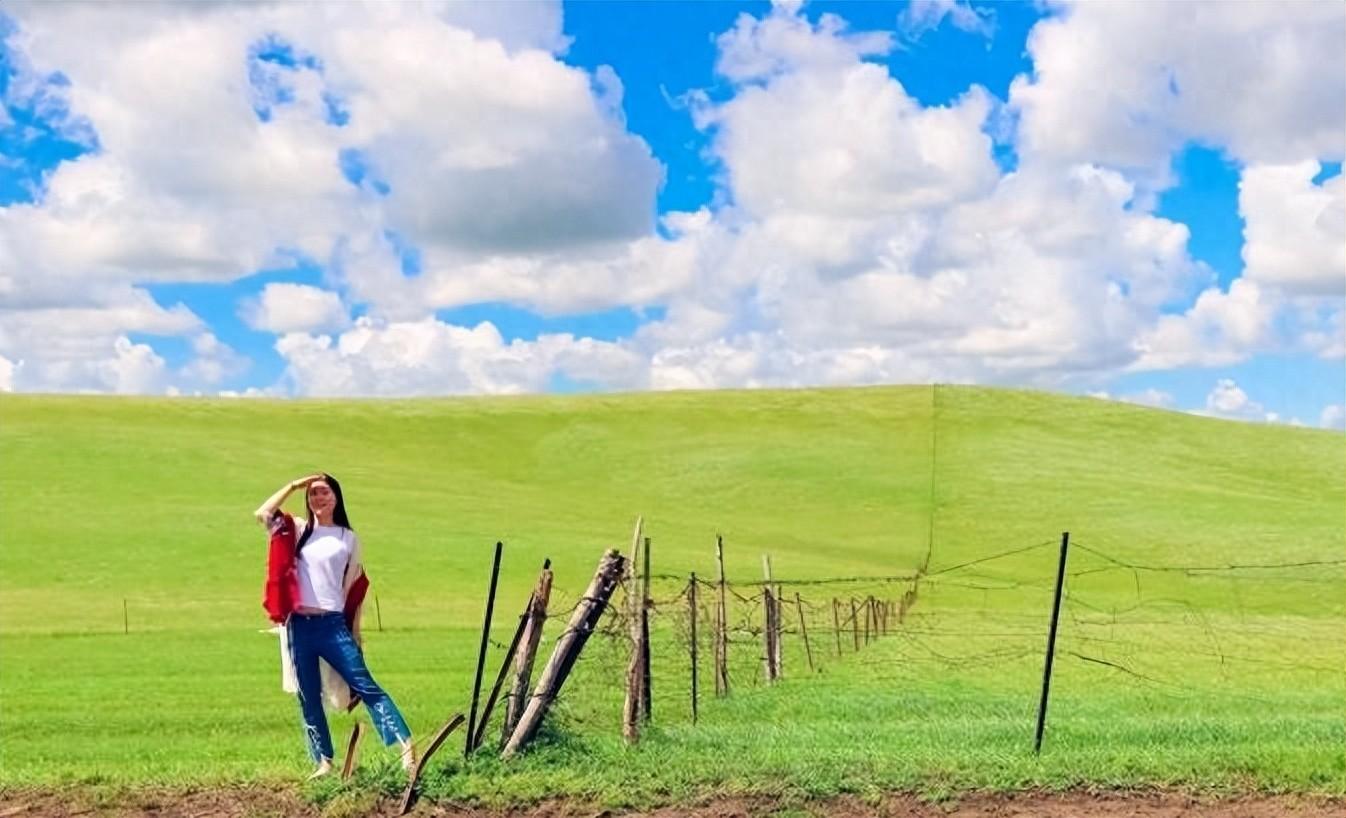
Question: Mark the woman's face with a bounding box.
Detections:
[307,481,336,518]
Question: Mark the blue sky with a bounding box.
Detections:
[0,1,1341,426]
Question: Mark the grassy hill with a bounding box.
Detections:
[1,385,1342,800]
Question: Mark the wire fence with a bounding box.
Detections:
[61,529,1346,757]
[507,531,1345,752]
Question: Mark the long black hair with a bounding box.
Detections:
[296,472,354,552]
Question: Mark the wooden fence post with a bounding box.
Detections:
[773,592,783,680]
[502,560,553,746]
[761,586,775,683]
[795,592,814,672]
[502,549,626,759]
[851,598,860,651]
[761,555,778,683]
[832,598,842,657]
[864,596,873,645]
[623,520,646,744]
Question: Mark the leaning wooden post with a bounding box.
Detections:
[501,560,553,745]
[375,594,384,632]
[623,522,646,744]
[761,555,776,682]
[1034,531,1071,755]
[851,598,860,651]
[775,591,786,680]
[714,535,729,697]
[688,573,699,724]
[466,541,503,758]
[795,592,814,672]
[761,585,775,683]
[503,549,626,759]
[641,535,652,723]
[832,598,842,657]
[863,596,872,645]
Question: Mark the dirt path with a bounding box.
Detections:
[1,789,1342,817]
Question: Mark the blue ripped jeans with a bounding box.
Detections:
[287,611,411,761]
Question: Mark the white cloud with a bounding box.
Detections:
[0,0,662,393]
[1298,307,1345,360]
[1123,388,1176,409]
[1132,279,1274,370]
[900,0,994,40]
[177,332,250,387]
[6,335,170,395]
[1206,378,1259,416]
[273,316,644,397]
[0,354,15,392]
[1322,404,1346,431]
[1198,377,1291,424]
[1088,389,1177,411]
[1,0,1339,400]
[332,16,662,258]
[240,283,349,334]
[713,2,894,85]
[218,387,273,399]
[0,286,202,392]
[1240,162,1345,297]
[1010,2,1346,189]
[606,4,1200,391]
[705,9,997,220]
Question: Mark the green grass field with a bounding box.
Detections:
[1,385,1342,805]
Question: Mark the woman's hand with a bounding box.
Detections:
[290,473,324,492]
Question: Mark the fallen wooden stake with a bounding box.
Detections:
[340,721,361,781]
[397,713,465,816]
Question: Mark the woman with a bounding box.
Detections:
[255,473,415,779]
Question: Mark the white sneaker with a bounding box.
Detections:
[307,758,334,780]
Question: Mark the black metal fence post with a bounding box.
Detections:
[1034,531,1070,755]
[689,572,699,724]
[467,540,503,757]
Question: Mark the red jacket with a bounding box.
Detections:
[263,511,369,631]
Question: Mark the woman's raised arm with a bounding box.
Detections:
[254,474,322,525]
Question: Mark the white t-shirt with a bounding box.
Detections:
[294,520,359,612]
